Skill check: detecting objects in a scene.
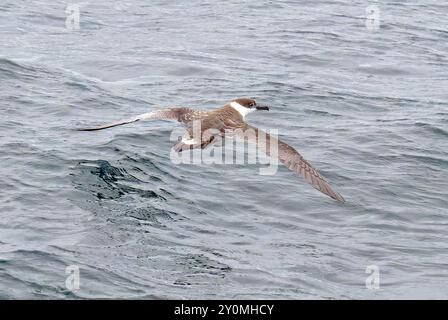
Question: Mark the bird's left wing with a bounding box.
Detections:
[236,125,345,202]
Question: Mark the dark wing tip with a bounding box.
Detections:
[328,188,346,203]
[75,118,141,132]
[274,140,346,203]
[74,127,102,132]
[315,178,345,203]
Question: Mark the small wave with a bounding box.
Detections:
[303,108,343,117]
[173,253,231,286]
[415,122,448,137]
[71,159,167,201]
[0,57,41,80]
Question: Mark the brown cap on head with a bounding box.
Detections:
[232,98,270,111]
[233,98,257,108]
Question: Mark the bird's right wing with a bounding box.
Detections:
[77,107,202,131]
[236,125,345,202]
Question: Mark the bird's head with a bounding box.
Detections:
[230,98,270,117]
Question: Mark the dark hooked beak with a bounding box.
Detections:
[255,105,270,111]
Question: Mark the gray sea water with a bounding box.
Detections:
[1,0,448,299]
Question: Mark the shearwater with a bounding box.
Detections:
[78,98,345,202]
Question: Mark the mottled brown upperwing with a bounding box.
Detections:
[236,125,345,202]
[77,107,210,131]
[174,108,211,126]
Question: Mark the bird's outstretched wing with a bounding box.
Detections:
[236,125,345,202]
[77,107,207,131]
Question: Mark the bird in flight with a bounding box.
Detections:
[78,98,345,202]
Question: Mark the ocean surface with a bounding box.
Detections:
[1,0,447,299]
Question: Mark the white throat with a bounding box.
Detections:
[230,101,255,118]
